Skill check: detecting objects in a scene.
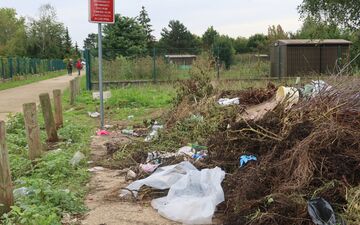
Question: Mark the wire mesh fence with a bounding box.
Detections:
[85,45,356,90]
[0,57,65,80]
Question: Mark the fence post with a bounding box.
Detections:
[0,58,4,80]
[152,47,157,83]
[75,77,80,94]
[70,79,76,105]
[53,89,63,129]
[23,103,43,160]
[8,58,13,79]
[0,121,14,216]
[39,93,59,142]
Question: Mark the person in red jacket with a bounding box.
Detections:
[76,59,83,76]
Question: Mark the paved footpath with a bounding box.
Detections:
[0,73,81,121]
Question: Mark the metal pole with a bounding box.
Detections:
[98,23,104,129]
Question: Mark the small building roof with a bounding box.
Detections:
[164,55,197,58]
[276,39,352,46]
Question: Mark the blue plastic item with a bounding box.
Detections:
[239,155,257,167]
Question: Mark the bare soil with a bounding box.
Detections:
[80,133,179,225]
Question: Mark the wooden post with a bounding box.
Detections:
[70,79,76,105]
[23,103,43,160]
[0,121,14,216]
[39,93,58,142]
[75,77,81,94]
[53,89,63,129]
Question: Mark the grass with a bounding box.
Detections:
[74,83,176,124]
[0,70,66,91]
[1,77,96,225]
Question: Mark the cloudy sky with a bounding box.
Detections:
[0,0,303,48]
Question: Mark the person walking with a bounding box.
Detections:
[76,59,83,76]
[66,59,73,76]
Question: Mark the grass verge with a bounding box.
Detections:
[0,70,66,91]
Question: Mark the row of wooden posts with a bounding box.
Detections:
[0,77,81,216]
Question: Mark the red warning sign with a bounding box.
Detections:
[89,0,115,24]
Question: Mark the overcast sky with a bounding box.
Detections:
[0,0,303,48]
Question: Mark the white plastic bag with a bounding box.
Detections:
[120,161,225,225]
[120,161,197,197]
[151,167,225,224]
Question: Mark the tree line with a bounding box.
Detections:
[0,4,79,60]
[84,2,360,69]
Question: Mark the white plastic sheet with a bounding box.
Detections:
[218,97,240,106]
[121,161,225,225]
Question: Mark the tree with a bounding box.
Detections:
[247,34,268,53]
[267,25,288,45]
[0,8,27,56]
[295,17,343,39]
[202,26,219,50]
[137,6,155,49]
[233,37,249,54]
[64,27,72,55]
[299,0,360,30]
[83,33,97,49]
[27,4,67,59]
[213,35,235,69]
[103,14,148,59]
[159,20,201,54]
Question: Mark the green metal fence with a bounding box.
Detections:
[0,57,65,80]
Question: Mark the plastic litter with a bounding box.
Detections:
[121,129,139,137]
[70,151,85,166]
[128,115,134,120]
[121,161,225,224]
[240,155,257,167]
[140,163,159,173]
[104,124,113,129]
[152,166,225,224]
[88,112,100,118]
[178,145,208,161]
[96,130,110,136]
[13,187,33,199]
[308,198,339,225]
[302,80,332,98]
[276,86,300,107]
[218,97,240,106]
[88,166,105,172]
[144,123,164,142]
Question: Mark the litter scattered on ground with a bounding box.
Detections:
[13,187,33,199]
[128,115,134,120]
[70,151,85,166]
[88,167,105,172]
[144,122,164,142]
[96,130,110,136]
[140,163,160,173]
[302,80,332,98]
[121,129,139,137]
[92,91,112,100]
[121,161,225,224]
[104,124,113,129]
[126,170,137,181]
[239,155,257,167]
[88,112,100,118]
[218,97,240,106]
[307,198,343,225]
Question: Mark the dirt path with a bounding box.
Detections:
[0,72,80,121]
[81,134,179,225]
